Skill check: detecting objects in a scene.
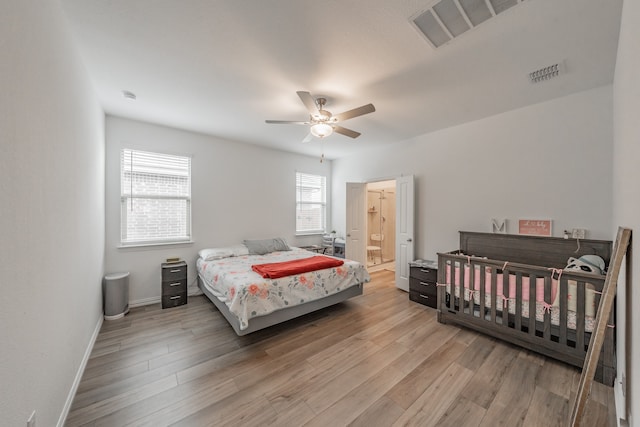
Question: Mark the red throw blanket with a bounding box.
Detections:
[252,256,344,279]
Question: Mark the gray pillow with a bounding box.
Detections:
[243,238,291,255]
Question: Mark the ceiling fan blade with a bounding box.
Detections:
[333,103,375,122]
[265,120,311,125]
[297,91,319,115]
[333,125,361,139]
[302,132,313,143]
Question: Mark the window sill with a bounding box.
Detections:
[118,240,195,249]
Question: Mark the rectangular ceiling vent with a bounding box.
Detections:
[528,62,564,83]
[411,0,523,49]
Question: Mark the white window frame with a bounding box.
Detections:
[120,149,192,246]
[296,172,327,235]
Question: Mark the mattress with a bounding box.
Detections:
[196,247,370,331]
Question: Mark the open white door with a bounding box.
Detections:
[395,175,415,291]
[345,182,366,264]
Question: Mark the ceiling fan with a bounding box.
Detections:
[266,91,375,142]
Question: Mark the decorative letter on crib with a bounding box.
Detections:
[491,218,506,234]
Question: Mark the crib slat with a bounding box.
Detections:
[529,274,536,336]
[502,268,510,329]
[543,275,551,340]
[559,277,568,347]
[576,280,586,352]
[469,261,475,317]
[443,259,452,311]
[490,269,497,324]
[479,264,486,320]
[458,261,465,315]
[437,259,443,311]
[515,272,522,331]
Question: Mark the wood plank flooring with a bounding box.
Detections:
[67,270,616,426]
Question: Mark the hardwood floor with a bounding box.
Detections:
[67,270,616,426]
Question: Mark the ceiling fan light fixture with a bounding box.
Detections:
[265,91,374,142]
[310,123,333,138]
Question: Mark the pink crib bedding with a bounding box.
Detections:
[444,262,599,331]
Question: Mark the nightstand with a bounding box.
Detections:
[333,240,345,258]
[409,260,438,308]
[161,261,187,308]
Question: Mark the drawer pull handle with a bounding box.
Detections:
[419,281,432,286]
[170,296,181,300]
[420,269,431,273]
[169,282,182,286]
[170,269,182,273]
[419,294,430,299]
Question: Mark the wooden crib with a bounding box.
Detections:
[437,231,614,385]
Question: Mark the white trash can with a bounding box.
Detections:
[103,272,130,320]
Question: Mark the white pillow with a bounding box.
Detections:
[199,247,234,261]
[243,238,291,255]
[230,244,249,256]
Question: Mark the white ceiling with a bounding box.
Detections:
[61,0,622,160]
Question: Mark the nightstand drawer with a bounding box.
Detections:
[162,292,187,308]
[410,266,437,283]
[409,289,436,308]
[162,264,187,282]
[410,277,437,296]
[162,279,186,296]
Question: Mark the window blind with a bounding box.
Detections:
[296,172,326,234]
[121,149,191,245]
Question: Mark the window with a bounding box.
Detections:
[121,149,191,245]
[296,172,326,235]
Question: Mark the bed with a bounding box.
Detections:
[196,241,370,336]
[436,231,615,385]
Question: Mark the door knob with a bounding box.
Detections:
[347,234,351,237]
[407,238,413,242]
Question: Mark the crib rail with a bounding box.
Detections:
[436,251,615,385]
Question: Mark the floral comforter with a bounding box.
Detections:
[196,247,370,330]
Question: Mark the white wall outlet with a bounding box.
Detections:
[571,228,586,239]
[27,410,36,427]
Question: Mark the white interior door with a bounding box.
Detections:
[395,175,415,291]
[345,182,366,264]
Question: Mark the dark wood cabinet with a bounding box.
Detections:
[161,261,187,308]
[409,261,438,308]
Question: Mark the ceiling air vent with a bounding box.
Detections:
[528,62,564,83]
[411,0,524,49]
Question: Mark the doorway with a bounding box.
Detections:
[345,176,414,290]
[366,180,396,272]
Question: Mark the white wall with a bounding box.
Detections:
[0,2,105,426]
[332,86,613,262]
[105,116,332,304]
[612,0,640,424]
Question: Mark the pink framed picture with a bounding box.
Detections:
[518,219,552,236]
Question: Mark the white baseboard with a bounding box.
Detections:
[129,296,161,308]
[57,314,103,427]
